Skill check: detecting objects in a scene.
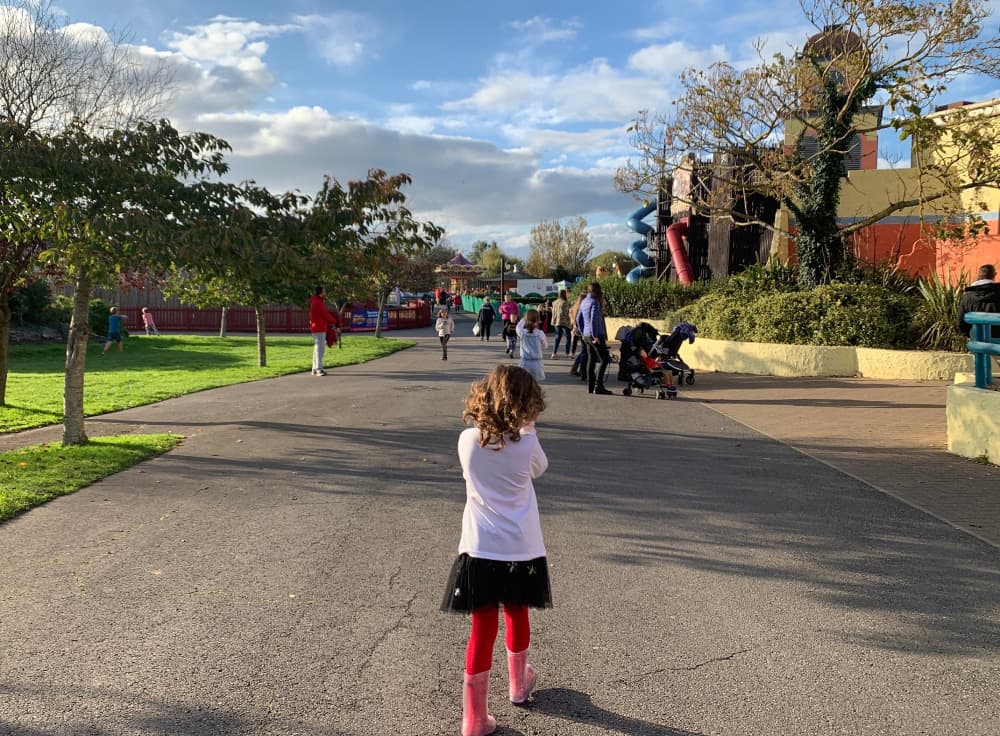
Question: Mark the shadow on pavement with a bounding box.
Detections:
[532,687,705,735]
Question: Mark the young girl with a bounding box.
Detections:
[141,307,159,336]
[516,309,547,382]
[441,365,551,736]
[436,309,455,360]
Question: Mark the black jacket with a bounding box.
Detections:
[957,282,1000,337]
[477,304,496,324]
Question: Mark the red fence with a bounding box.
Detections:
[119,302,431,334]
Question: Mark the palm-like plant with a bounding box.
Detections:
[915,270,969,351]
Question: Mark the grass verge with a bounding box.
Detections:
[2,334,412,434]
[0,434,183,523]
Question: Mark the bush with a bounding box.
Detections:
[8,281,54,326]
[595,276,710,318]
[44,296,111,336]
[679,281,918,348]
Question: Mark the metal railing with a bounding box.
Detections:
[964,312,1000,388]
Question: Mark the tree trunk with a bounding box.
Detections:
[63,274,92,445]
[374,289,386,339]
[255,305,267,367]
[0,292,11,406]
[219,306,228,338]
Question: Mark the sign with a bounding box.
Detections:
[516,279,557,296]
[350,309,388,330]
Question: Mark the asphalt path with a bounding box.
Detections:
[1,326,998,735]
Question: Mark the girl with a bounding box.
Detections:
[436,309,455,360]
[141,307,159,336]
[516,309,547,382]
[441,365,551,736]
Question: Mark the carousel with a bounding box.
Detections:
[435,251,486,293]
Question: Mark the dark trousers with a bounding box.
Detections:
[552,325,572,354]
[479,320,492,340]
[439,334,450,354]
[583,337,611,391]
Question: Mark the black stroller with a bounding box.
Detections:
[616,321,697,400]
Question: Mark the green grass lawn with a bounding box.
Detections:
[0,434,183,523]
[1,334,413,434]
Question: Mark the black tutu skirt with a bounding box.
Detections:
[441,554,553,613]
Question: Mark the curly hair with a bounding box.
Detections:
[463,365,546,449]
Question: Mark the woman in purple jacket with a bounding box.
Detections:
[575,282,613,395]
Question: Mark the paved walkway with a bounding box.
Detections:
[1,315,998,735]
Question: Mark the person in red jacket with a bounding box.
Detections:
[309,286,341,376]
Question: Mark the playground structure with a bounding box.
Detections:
[435,251,486,293]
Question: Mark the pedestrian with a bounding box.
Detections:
[568,292,587,377]
[957,264,1000,338]
[102,306,125,354]
[436,308,455,360]
[576,282,613,395]
[476,297,497,341]
[441,364,551,736]
[516,309,547,382]
[499,293,520,327]
[502,318,518,357]
[141,307,159,336]
[550,289,572,359]
[309,286,341,376]
[538,300,552,333]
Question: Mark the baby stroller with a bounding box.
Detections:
[616,321,697,400]
[650,322,697,388]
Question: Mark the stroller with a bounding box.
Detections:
[616,321,697,400]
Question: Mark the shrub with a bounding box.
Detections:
[8,281,53,326]
[44,296,111,336]
[594,276,710,318]
[679,282,918,348]
[913,271,968,351]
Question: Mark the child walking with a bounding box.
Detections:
[441,365,551,736]
[436,308,455,360]
[141,307,159,336]
[516,309,547,382]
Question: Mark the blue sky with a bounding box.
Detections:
[47,0,1000,257]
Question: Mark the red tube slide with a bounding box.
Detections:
[667,220,694,284]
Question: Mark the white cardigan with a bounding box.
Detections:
[457,424,548,561]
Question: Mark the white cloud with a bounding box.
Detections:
[294,12,378,68]
[628,42,729,77]
[508,16,581,43]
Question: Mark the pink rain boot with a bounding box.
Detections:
[462,670,497,736]
[506,648,537,705]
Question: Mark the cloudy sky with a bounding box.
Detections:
[51,0,1000,258]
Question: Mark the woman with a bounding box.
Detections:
[550,290,571,359]
[575,282,612,395]
[477,297,497,341]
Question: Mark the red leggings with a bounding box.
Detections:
[465,603,530,675]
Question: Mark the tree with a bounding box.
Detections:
[0,0,171,405]
[526,216,594,278]
[397,243,457,294]
[5,119,236,444]
[309,170,443,338]
[468,240,499,265]
[162,185,313,367]
[616,0,1000,286]
[475,244,523,276]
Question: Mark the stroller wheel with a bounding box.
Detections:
[685,372,695,385]
[622,386,632,397]
[656,390,665,400]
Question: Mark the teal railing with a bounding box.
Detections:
[964,312,1000,388]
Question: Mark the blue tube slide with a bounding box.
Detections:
[625,202,657,283]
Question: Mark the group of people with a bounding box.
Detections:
[467,285,613,395]
[100,306,160,355]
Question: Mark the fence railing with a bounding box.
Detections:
[964,312,1000,388]
[118,303,431,335]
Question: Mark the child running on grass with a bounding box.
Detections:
[441,365,551,736]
